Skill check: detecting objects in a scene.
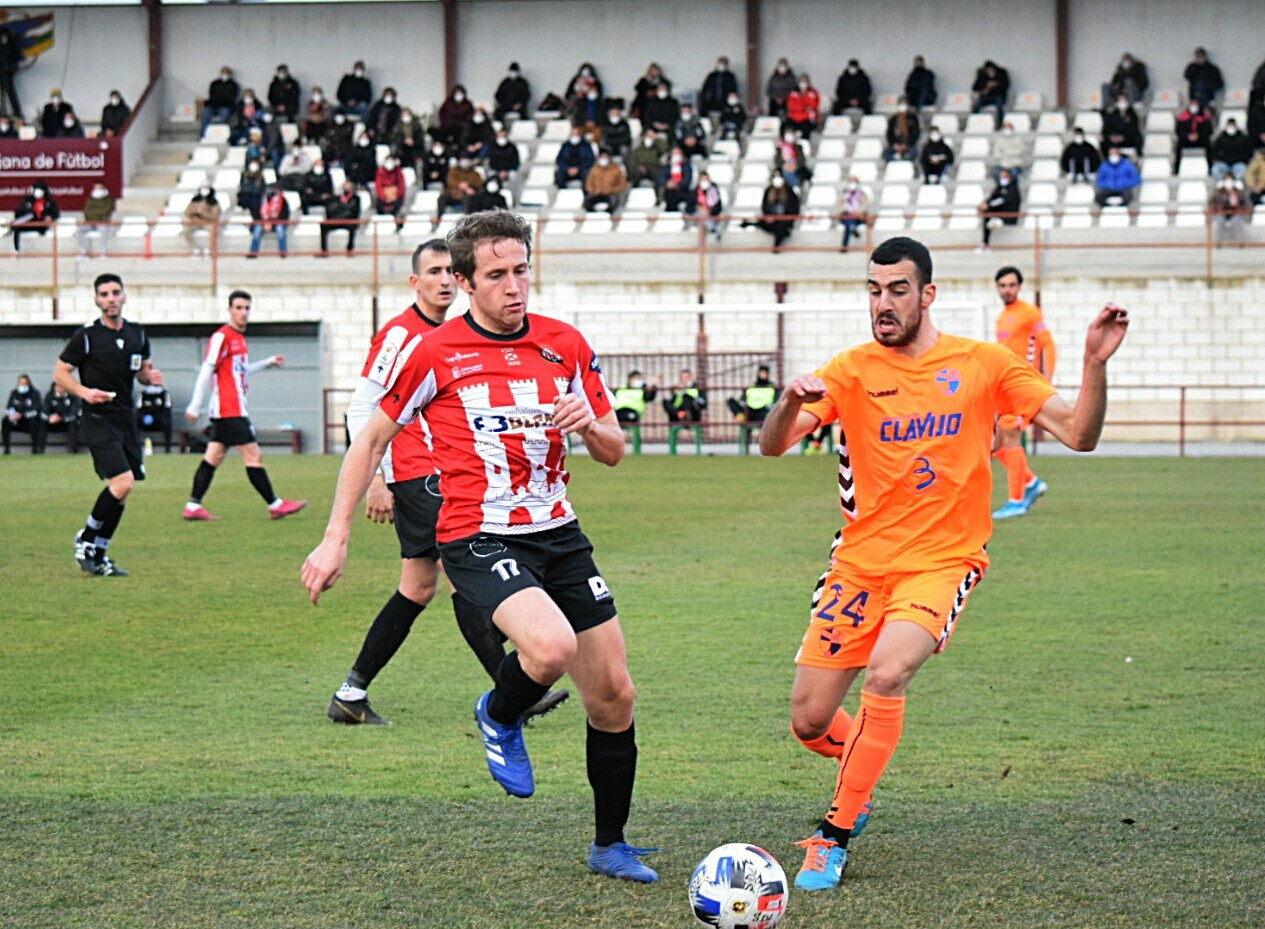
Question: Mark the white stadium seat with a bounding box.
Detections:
[1178,156,1208,180]
[553,188,584,211]
[1027,182,1058,207]
[1036,111,1067,134]
[851,137,882,161]
[821,115,852,137]
[1033,135,1063,159]
[509,119,538,142]
[857,114,887,137]
[751,116,780,137]
[959,137,990,159]
[1073,111,1103,135]
[540,120,572,142]
[816,137,848,160]
[884,161,915,183]
[812,160,843,184]
[915,184,947,207]
[1146,110,1176,134]
[624,187,657,211]
[1141,157,1172,180]
[963,114,995,135]
[955,160,987,182]
[1030,159,1060,182]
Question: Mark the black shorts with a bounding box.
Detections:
[391,474,442,561]
[209,417,256,447]
[438,522,618,633]
[83,414,145,481]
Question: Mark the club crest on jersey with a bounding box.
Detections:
[936,368,962,396]
[115,338,125,349]
[502,347,522,366]
[540,346,564,364]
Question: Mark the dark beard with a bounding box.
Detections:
[872,310,921,347]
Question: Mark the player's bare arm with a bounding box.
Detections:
[302,407,403,604]
[759,375,827,456]
[53,359,114,406]
[1032,304,1129,452]
[554,395,624,466]
[364,473,395,524]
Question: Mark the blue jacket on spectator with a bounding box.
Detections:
[555,138,595,186]
[1096,157,1140,193]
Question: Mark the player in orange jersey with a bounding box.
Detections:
[992,266,1057,519]
[759,237,1128,892]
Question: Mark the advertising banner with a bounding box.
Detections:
[0,138,124,211]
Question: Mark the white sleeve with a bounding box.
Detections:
[185,331,223,416]
[345,375,394,482]
[244,355,277,375]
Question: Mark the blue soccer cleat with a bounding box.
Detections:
[1022,478,1048,509]
[794,832,848,891]
[473,691,534,798]
[850,801,873,838]
[587,842,660,883]
[992,500,1030,520]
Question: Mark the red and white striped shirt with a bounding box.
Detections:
[187,324,274,420]
[378,312,612,542]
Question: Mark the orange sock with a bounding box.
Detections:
[994,446,1028,502]
[794,708,853,759]
[824,690,905,833]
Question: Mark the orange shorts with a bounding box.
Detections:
[997,414,1026,431]
[795,560,987,669]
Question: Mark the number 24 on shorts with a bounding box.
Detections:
[816,585,869,627]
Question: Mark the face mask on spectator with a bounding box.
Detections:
[898,104,908,113]
[727,96,739,107]
[799,82,809,91]
[432,144,445,155]
[643,137,654,147]
[17,385,29,394]
[313,165,325,175]
[358,137,370,147]
[384,94,395,104]
[509,69,520,78]
[847,66,858,75]
[312,92,323,103]
[771,176,785,188]
[581,67,593,78]
[608,112,621,124]
[848,180,860,191]
[262,112,274,123]
[198,186,212,197]
[401,112,413,123]
[220,71,231,81]
[783,132,795,143]
[52,94,62,104]
[473,113,486,123]
[657,88,669,100]
[1108,153,1121,164]
[495,135,508,146]
[1074,133,1085,143]
[63,118,76,129]
[776,63,788,74]
[1188,103,1199,114]
[453,91,465,103]
[1225,124,1238,135]
[587,90,599,101]
[334,113,347,125]
[1116,100,1129,111]
[354,68,365,78]
[700,178,711,189]
[385,158,397,170]
[244,94,255,104]
[91,186,108,199]
[110,95,121,106]
[249,161,260,172]
[598,156,610,167]
[458,158,472,169]
[999,175,1011,186]
[487,180,499,193]
[33,187,45,198]
[277,70,287,80]
[930,131,941,142]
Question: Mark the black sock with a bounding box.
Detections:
[246,466,278,505]
[588,721,637,847]
[189,460,217,504]
[452,593,506,682]
[818,820,851,847]
[84,488,124,549]
[348,591,425,689]
[486,651,549,725]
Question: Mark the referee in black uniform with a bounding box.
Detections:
[54,274,165,577]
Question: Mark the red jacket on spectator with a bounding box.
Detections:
[786,88,821,126]
[1176,107,1213,145]
[375,164,406,203]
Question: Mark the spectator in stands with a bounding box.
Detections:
[1104,52,1149,106]
[642,83,680,137]
[337,60,372,120]
[77,181,115,259]
[978,168,1020,249]
[1061,127,1101,182]
[302,87,330,144]
[260,112,285,168]
[613,371,658,424]
[268,64,300,122]
[989,120,1026,182]
[9,183,59,254]
[766,58,796,119]
[204,66,239,135]
[100,90,130,137]
[1248,94,1265,152]
[1253,58,1265,109]
[39,89,73,138]
[278,141,313,191]
[183,185,221,258]
[601,105,632,161]
[701,56,738,120]
[833,59,873,115]
[487,129,520,182]
[584,150,628,212]
[836,176,870,251]
[727,365,778,423]
[904,55,937,110]
[632,62,670,121]
[920,126,954,183]
[390,108,424,169]
[686,172,724,238]
[421,140,450,189]
[628,130,667,196]
[775,130,811,188]
[57,111,86,139]
[494,62,530,122]
[135,383,172,453]
[322,111,355,167]
[346,131,378,190]
[374,154,407,231]
[298,160,332,215]
[0,26,24,121]
[674,103,708,158]
[461,108,494,161]
[0,115,17,139]
[1175,101,1213,171]
[660,146,693,212]
[432,85,473,148]
[971,60,1010,128]
[884,97,920,162]
[244,127,272,174]
[1209,176,1250,243]
[720,92,747,141]
[321,180,361,254]
[439,158,483,215]
[663,370,706,422]
[1246,148,1265,206]
[1184,47,1224,109]
[555,129,595,188]
[41,382,81,453]
[248,185,289,257]
[366,88,401,144]
[1094,147,1140,207]
[230,88,264,145]
[567,62,603,107]
[237,160,266,214]
[1210,119,1252,182]
[786,74,822,137]
[1101,95,1143,155]
[3,375,42,454]
[741,175,800,251]
[465,177,508,215]
[567,86,605,130]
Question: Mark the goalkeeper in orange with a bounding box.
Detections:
[991,266,1057,519]
[759,237,1128,891]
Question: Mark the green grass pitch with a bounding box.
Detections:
[1,453,1262,928]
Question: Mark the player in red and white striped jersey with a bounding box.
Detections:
[183,290,305,521]
[303,211,657,883]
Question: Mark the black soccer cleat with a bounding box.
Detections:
[74,530,97,573]
[327,695,392,726]
[90,555,130,577]
[522,688,570,724]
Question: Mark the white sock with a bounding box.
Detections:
[267,498,283,510]
[336,684,367,702]
[185,501,200,511]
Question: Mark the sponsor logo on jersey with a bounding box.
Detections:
[452,364,485,378]
[470,537,508,558]
[471,411,555,433]
[589,354,603,373]
[443,351,480,364]
[911,602,941,618]
[540,346,564,364]
[880,412,962,443]
[936,368,962,396]
[867,388,899,398]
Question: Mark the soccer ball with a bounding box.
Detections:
[688,843,789,928]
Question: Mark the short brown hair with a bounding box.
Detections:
[447,209,532,281]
